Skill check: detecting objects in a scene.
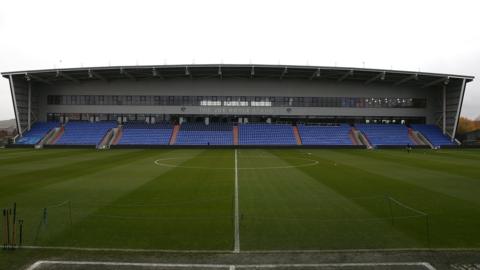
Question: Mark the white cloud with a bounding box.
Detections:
[1,0,479,119]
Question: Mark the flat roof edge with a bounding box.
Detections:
[1,64,475,81]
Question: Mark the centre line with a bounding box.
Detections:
[234,149,240,253]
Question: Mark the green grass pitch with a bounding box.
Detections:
[1,148,480,268]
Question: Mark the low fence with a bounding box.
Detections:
[7,143,480,149]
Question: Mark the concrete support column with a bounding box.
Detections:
[8,75,22,136]
[452,79,467,141]
[28,82,32,130]
[442,85,446,134]
[205,117,209,125]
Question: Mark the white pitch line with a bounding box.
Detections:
[20,245,480,254]
[20,245,229,253]
[26,261,436,270]
[236,262,437,269]
[26,261,231,269]
[25,261,43,270]
[234,148,240,253]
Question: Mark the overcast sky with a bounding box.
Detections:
[0,0,479,120]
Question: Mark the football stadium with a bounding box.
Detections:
[1,64,480,269]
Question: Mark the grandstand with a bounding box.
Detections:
[10,121,459,148]
[2,64,473,148]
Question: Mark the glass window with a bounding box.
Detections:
[45,95,426,109]
[168,96,175,105]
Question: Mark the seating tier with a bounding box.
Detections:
[175,123,233,145]
[118,122,173,145]
[355,124,413,146]
[16,122,59,145]
[239,124,296,145]
[411,124,455,147]
[56,121,117,145]
[298,124,352,145]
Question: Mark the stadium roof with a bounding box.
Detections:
[1,64,474,87]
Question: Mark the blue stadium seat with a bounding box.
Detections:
[410,124,456,147]
[16,122,60,145]
[238,124,296,145]
[175,123,233,145]
[117,122,173,145]
[56,121,117,145]
[355,124,413,146]
[298,124,352,145]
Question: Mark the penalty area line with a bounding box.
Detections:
[20,245,230,253]
[25,261,231,270]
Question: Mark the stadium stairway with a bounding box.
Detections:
[413,130,434,148]
[36,126,63,148]
[407,128,431,147]
[45,126,65,145]
[348,127,360,146]
[110,127,123,145]
[169,124,180,145]
[292,126,302,145]
[351,127,372,149]
[98,127,120,149]
[233,125,239,145]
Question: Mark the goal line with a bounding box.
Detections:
[26,260,437,270]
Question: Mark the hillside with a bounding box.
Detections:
[0,119,15,129]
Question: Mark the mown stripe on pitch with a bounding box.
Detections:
[0,150,164,198]
[270,150,427,245]
[347,150,480,182]
[0,149,102,168]
[49,149,234,250]
[337,150,480,206]
[298,149,480,246]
